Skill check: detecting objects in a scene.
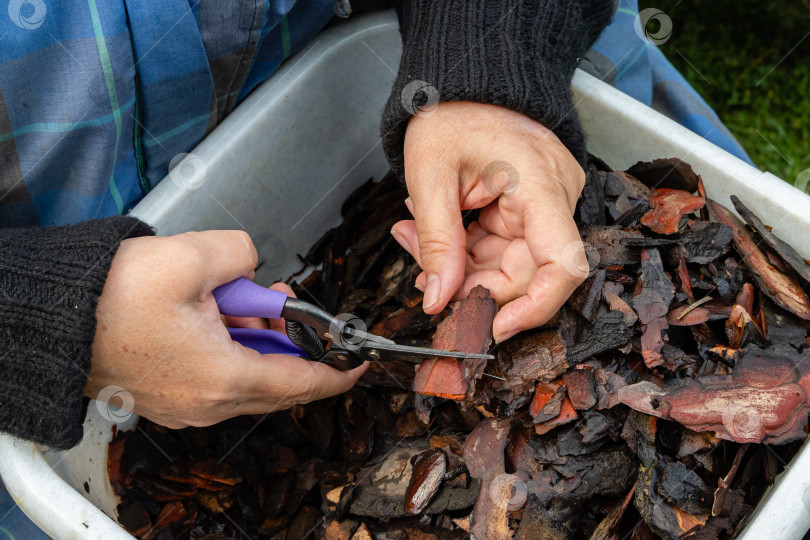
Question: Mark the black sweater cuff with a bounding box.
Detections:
[382,0,615,178]
[0,216,154,449]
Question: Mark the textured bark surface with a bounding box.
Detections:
[619,346,810,444]
[412,286,498,400]
[707,199,810,320]
[641,188,706,235]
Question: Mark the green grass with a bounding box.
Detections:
[638,0,810,191]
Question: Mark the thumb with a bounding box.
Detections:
[407,170,466,314]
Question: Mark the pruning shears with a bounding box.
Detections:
[213,278,495,371]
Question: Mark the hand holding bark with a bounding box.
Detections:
[393,102,588,342]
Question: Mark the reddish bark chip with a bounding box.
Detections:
[641,317,668,369]
[463,418,513,540]
[640,188,705,235]
[529,380,578,434]
[404,448,447,515]
[563,369,598,410]
[707,199,810,320]
[413,286,498,400]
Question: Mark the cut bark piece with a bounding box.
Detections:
[731,194,810,284]
[641,188,706,234]
[627,158,700,193]
[412,358,469,400]
[463,418,513,540]
[412,286,498,400]
[633,248,676,325]
[405,448,447,515]
[562,370,597,410]
[707,199,810,320]
[619,345,810,444]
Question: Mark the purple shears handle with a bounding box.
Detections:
[213,278,306,357]
[213,277,288,319]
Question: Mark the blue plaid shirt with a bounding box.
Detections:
[0,0,751,228]
[0,0,336,227]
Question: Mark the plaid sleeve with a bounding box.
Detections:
[0,0,335,229]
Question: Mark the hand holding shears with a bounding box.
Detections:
[213,278,495,371]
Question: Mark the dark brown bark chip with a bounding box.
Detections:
[627,157,700,193]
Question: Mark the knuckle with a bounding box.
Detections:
[418,230,454,259]
[174,231,208,264]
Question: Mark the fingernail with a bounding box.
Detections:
[390,229,411,253]
[493,329,518,344]
[423,274,440,309]
[404,197,415,216]
[414,281,425,292]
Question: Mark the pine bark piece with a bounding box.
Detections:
[566,269,606,322]
[627,157,700,193]
[566,311,634,365]
[474,330,568,411]
[618,345,810,444]
[562,369,597,410]
[707,199,810,320]
[412,286,498,400]
[641,188,706,234]
[603,288,638,325]
[585,226,642,266]
[633,248,676,325]
[463,418,514,540]
[529,380,578,434]
[404,448,447,515]
[641,317,669,369]
[730,194,810,284]
[589,480,637,540]
[671,221,733,265]
[325,519,358,540]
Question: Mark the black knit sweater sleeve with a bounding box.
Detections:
[0,216,154,449]
[381,0,616,177]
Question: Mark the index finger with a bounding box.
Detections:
[241,352,369,408]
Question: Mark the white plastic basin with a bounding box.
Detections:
[0,10,808,539]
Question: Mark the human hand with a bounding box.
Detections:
[86,231,367,429]
[391,102,588,342]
